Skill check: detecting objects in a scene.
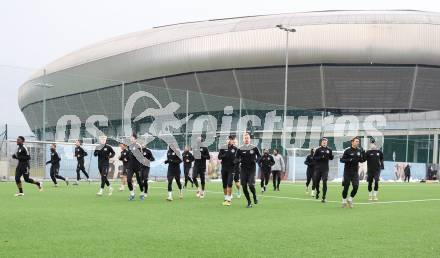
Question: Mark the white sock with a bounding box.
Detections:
[130,191,134,196]
[374,191,378,197]
[99,188,103,193]
[140,192,145,196]
[348,197,353,202]
[369,191,372,197]
[342,198,347,203]
[228,195,232,201]
[168,191,172,198]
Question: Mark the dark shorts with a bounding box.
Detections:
[50,164,60,175]
[314,169,329,181]
[367,170,380,182]
[98,164,109,177]
[121,164,129,176]
[183,165,191,176]
[240,167,256,186]
[221,169,234,188]
[141,166,150,181]
[15,163,29,177]
[233,170,240,182]
[261,169,271,177]
[343,171,359,187]
[168,167,181,178]
[192,165,205,178]
[126,167,142,184]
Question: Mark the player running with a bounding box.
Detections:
[139,143,155,200]
[232,138,241,198]
[218,135,238,206]
[312,138,334,203]
[46,143,69,187]
[304,148,315,195]
[118,143,130,191]
[192,137,210,198]
[73,139,89,185]
[365,139,384,201]
[94,136,115,196]
[340,137,365,208]
[13,136,43,196]
[164,144,183,201]
[236,133,261,208]
[182,146,194,188]
[258,149,275,193]
[127,135,144,200]
[271,149,284,191]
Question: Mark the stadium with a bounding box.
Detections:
[3,9,440,258]
[17,10,440,166]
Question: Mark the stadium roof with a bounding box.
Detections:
[19,10,440,109]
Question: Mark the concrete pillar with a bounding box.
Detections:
[413,142,418,163]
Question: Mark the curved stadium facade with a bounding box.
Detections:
[17,10,440,164]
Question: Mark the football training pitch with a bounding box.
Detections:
[0,181,439,258]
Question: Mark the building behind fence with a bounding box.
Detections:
[0,140,430,182]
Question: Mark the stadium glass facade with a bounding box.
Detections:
[20,64,440,164]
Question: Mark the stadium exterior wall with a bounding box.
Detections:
[16,10,440,164]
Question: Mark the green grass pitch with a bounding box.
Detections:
[0,181,439,258]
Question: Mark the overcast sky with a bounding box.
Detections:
[0,0,439,137]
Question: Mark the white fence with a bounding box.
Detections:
[285,148,431,182]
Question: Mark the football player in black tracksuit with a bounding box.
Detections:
[236,133,261,208]
[127,135,144,200]
[182,146,194,188]
[139,144,155,200]
[164,145,183,201]
[192,137,210,198]
[118,143,130,191]
[233,138,242,198]
[404,164,411,182]
[94,136,115,196]
[46,143,68,187]
[313,138,334,203]
[74,139,89,185]
[340,137,366,208]
[218,135,237,206]
[304,148,315,196]
[258,149,275,194]
[13,136,42,196]
[365,140,384,201]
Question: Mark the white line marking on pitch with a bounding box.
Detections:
[354,199,440,205]
[150,186,440,205]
